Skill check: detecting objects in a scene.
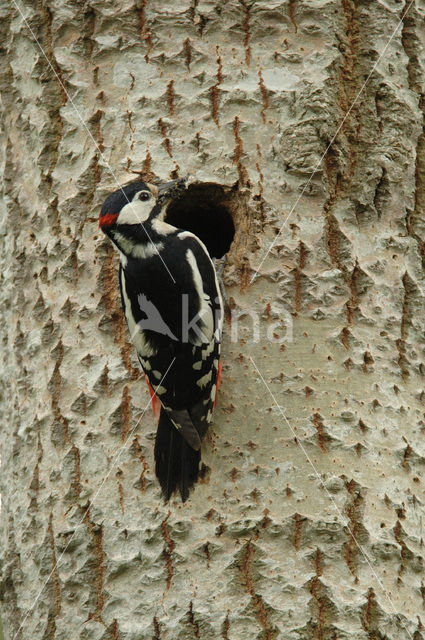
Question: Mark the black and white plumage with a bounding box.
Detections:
[99,179,223,501]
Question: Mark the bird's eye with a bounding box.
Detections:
[139,191,150,201]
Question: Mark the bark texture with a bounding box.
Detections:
[1,1,425,639]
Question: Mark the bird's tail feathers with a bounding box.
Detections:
[154,409,204,502]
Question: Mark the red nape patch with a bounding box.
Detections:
[99,212,119,228]
[213,360,222,408]
[144,374,161,423]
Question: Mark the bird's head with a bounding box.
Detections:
[99,180,156,231]
[98,178,187,232]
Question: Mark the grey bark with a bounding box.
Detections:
[1,0,425,639]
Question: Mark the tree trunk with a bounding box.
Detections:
[1,1,425,638]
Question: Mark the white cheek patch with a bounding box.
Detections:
[117,200,152,225]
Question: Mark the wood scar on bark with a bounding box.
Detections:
[184,37,192,69]
[362,587,379,634]
[141,148,155,183]
[293,512,304,551]
[255,144,266,227]
[153,616,161,639]
[221,612,230,639]
[50,339,70,443]
[188,601,201,639]
[312,412,328,452]
[258,70,269,123]
[132,436,149,491]
[72,444,81,498]
[161,513,175,590]
[309,549,328,640]
[288,0,298,33]
[46,513,61,636]
[167,80,175,116]
[101,364,110,397]
[240,541,276,639]
[43,4,67,104]
[344,259,359,327]
[240,1,251,65]
[396,272,413,380]
[158,118,173,158]
[343,478,365,580]
[30,423,43,503]
[137,0,153,62]
[110,618,121,639]
[120,385,131,441]
[401,437,412,470]
[211,47,223,127]
[293,240,306,314]
[116,468,125,514]
[84,507,106,624]
[87,109,104,198]
[233,116,248,184]
[401,1,425,269]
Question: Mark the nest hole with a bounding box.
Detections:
[165,182,235,259]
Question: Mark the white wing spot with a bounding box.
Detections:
[155,385,166,395]
[193,361,202,370]
[197,370,212,389]
[201,340,215,360]
[139,358,151,371]
[152,370,162,380]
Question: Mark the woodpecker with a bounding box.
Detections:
[99,179,223,501]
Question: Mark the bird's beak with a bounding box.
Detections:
[157,177,187,199]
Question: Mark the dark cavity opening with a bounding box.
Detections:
[164,182,235,259]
